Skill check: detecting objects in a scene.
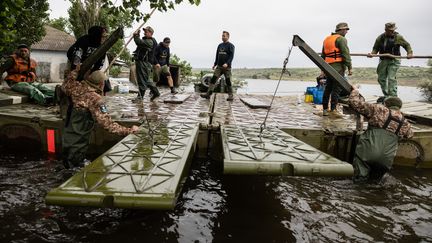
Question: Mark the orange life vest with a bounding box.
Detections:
[323,34,343,64]
[5,54,37,83]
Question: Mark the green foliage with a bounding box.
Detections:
[46,17,71,34]
[170,54,192,78]
[109,66,122,77]
[418,80,432,101]
[0,0,49,54]
[101,0,201,22]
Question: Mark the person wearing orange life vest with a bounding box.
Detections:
[320,22,353,118]
[0,44,54,105]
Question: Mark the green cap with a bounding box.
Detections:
[143,26,154,34]
[385,22,397,31]
[85,70,107,91]
[335,22,350,31]
[384,96,402,109]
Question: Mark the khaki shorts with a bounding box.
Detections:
[153,65,171,83]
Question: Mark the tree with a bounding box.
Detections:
[67,0,200,64]
[0,0,49,54]
[46,17,71,34]
[67,0,136,63]
[170,54,192,78]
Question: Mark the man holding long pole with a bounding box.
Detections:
[368,22,413,102]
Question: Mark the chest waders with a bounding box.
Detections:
[353,111,404,182]
[62,101,95,168]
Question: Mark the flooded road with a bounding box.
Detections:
[1,147,431,242]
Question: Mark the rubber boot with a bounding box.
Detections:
[200,83,215,99]
[226,86,234,101]
[150,86,160,102]
[170,86,178,94]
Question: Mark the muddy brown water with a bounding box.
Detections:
[1,145,431,243]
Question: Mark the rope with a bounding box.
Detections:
[259,46,293,137]
[104,8,157,73]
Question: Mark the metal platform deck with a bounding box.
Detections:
[211,94,354,175]
[46,121,199,209]
[212,93,432,169]
[222,124,353,176]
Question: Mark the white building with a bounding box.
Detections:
[31,25,76,83]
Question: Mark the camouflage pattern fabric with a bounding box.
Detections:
[62,71,134,136]
[349,89,413,139]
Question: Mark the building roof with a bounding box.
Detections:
[31,25,76,52]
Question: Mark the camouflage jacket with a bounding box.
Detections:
[349,89,413,139]
[62,71,133,136]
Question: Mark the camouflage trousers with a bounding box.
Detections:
[353,127,399,182]
[135,60,159,97]
[209,66,233,94]
[210,66,232,84]
[10,82,54,105]
[377,58,400,97]
[62,108,94,168]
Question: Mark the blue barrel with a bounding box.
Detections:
[306,87,317,95]
[313,89,324,104]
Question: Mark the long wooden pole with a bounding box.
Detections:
[104,8,157,73]
[350,53,432,59]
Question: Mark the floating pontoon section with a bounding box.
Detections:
[240,97,271,109]
[163,94,190,104]
[222,124,353,176]
[46,121,199,209]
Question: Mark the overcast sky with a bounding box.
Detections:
[48,0,432,68]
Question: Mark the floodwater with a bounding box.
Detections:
[1,80,431,242]
[236,79,424,102]
[1,147,432,242]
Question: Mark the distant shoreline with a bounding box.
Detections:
[194,67,432,87]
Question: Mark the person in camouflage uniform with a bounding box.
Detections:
[133,26,160,101]
[349,86,413,183]
[0,44,54,105]
[61,70,139,168]
[320,22,353,118]
[368,22,413,101]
